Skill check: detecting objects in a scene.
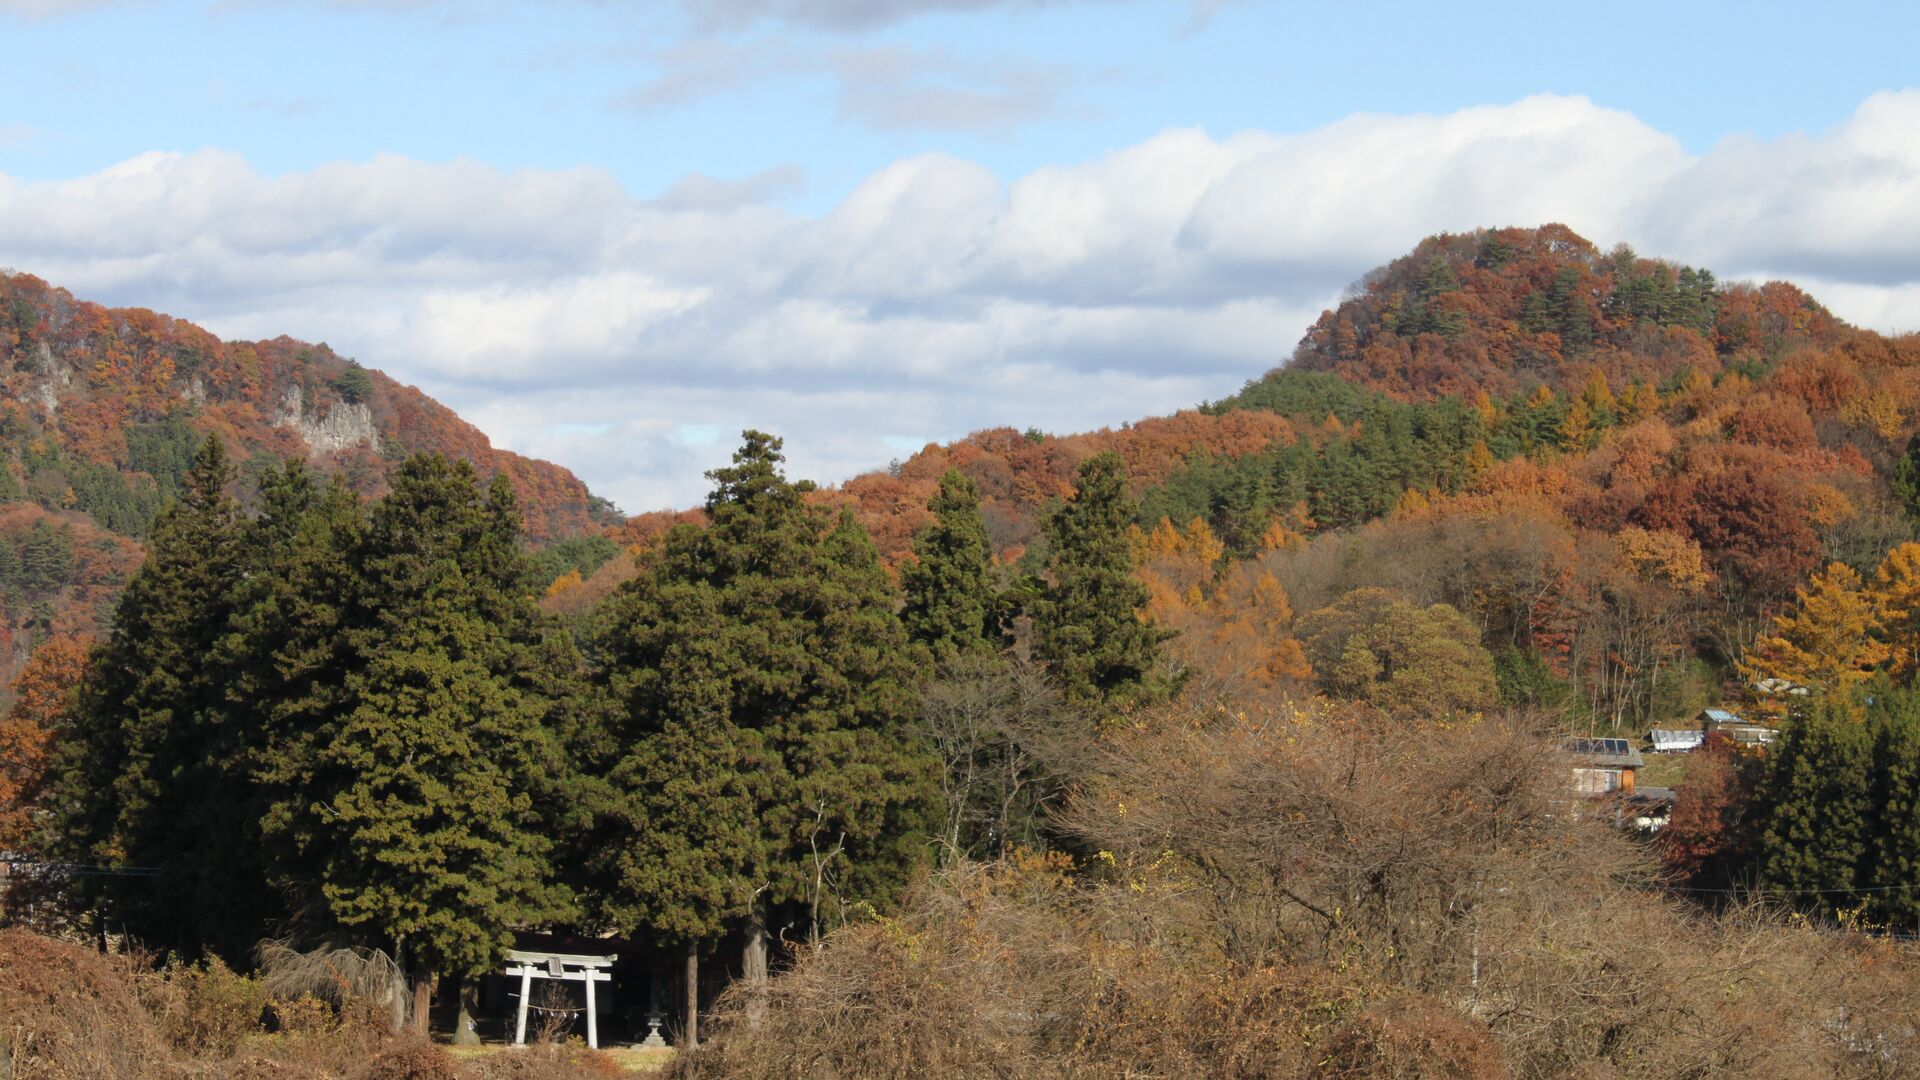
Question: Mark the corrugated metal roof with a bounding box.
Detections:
[1650,729,1706,752]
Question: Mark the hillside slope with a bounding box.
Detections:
[0,271,615,689]
[781,224,1915,570]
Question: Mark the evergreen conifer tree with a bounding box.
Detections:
[1032,451,1176,709]
[900,469,997,665]
[1757,697,1872,918]
[265,456,566,1025]
[54,437,268,961]
[590,431,939,1029]
[1867,686,1920,927]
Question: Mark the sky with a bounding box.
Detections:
[3,1,1920,512]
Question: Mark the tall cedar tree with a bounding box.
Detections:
[900,469,998,664]
[262,456,567,1012]
[1756,696,1872,918]
[591,431,940,1018]
[54,437,277,962]
[1867,687,1920,926]
[224,463,364,924]
[1033,452,1176,709]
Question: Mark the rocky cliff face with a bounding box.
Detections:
[272,385,377,455]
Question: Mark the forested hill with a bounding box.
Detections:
[1286,222,1850,400]
[544,223,1920,731]
[0,271,617,689]
[680,223,1914,573]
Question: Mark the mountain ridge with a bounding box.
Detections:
[0,270,616,691]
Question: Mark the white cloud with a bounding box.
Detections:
[6,92,1920,511]
[616,38,1075,135]
[830,46,1072,134]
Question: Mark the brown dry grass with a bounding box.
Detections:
[0,929,628,1080]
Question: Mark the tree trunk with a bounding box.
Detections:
[683,943,699,1048]
[743,894,770,1030]
[451,973,481,1045]
[410,970,434,1037]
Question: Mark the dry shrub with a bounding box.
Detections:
[676,704,1920,1080]
[529,979,578,1045]
[670,858,1098,1080]
[136,955,270,1058]
[358,1039,458,1080]
[257,939,409,1033]
[671,857,1384,1080]
[1316,996,1505,1080]
[266,994,350,1037]
[0,927,174,1079]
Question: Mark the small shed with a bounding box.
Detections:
[1698,708,1776,747]
[1561,737,1643,795]
[1649,728,1706,753]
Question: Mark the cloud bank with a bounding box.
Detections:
[4,92,1919,511]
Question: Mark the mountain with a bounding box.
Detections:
[546,224,1916,729]
[0,271,617,691]
[747,224,1901,567]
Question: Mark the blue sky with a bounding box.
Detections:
[4,0,1920,510]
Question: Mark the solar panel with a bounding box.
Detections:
[1563,737,1633,756]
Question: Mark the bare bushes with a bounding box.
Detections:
[670,854,1437,1080]
[138,955,270,1059]
[0,927,167,1079]
[256,938,409,1033]
[673,856,1098,1080]
[0,929,625,1079]
[675,704,1920,1079]
[1316,996,1505,1080]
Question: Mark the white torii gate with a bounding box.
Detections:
[502,949,616,1049]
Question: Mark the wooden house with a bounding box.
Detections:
[1560,737,1643,795]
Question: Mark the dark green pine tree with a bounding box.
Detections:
[1756,697,1873,918]
[268,455,566,1022]
[53,436,270,962]
[1032,451,1176,711]
[590,431,940,1023]
[1866,686,1920,927]
[900,469,997,665]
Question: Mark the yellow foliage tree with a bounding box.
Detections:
[1617,527,1711,591]
[1464,441,1496,481]
[1578,370,1616,416]
[1839,389,1904,442]
[1258,503,1314,552]
[543,567,585,600]
[1471,390,1499,427]
[1559,397,1595,450]
[1743,562,1889,700]
[1874,542,1920,682]
[1617,380,1658,424]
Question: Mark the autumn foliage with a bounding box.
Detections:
[0,272,614,693]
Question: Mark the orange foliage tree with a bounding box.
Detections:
[0,633,91,851]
